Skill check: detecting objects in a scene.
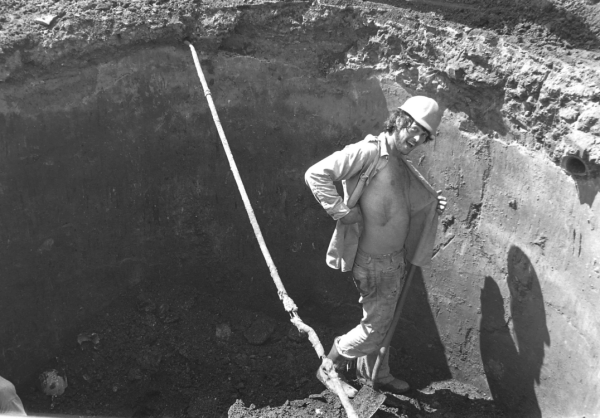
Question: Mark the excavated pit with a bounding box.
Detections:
[1,1,600,418]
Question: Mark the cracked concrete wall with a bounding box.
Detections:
[0,2,599,417]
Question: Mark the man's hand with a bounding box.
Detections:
[340,206,363,225]
[436,190,447,215]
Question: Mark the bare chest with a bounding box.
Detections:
[360,161,410,222]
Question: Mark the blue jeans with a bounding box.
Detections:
[336,247,406,384]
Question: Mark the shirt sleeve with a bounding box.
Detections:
[0,377,26,416]
[304,140,375,220]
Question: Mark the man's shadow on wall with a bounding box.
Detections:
[480,246,550,417]
[573,175,600,207]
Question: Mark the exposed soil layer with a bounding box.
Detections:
[3,0,599,164]
[373,0,600,56]
[1,0,599,77]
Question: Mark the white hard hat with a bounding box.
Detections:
[399,96,443,139]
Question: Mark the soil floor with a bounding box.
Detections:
[19,270,506,418]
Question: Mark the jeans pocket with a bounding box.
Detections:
[380,259,405,298]
[352,263,374,297]
[381,256,405,277]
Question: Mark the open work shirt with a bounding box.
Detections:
[305,133,439,272]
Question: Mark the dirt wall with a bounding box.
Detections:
[411,111,600,417]
[0,42,401,384]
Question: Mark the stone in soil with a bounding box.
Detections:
[243,316,276,345]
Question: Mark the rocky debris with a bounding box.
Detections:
[228,399,251,418]
[309,393,327,401]
[33,14,59,27]
[0,0,598,177]
[96,2,112,11]
[310,2,600,173]
[244,315,276,345]
[39,369,68,397]
[559,107,580,123]
[216,323,233,341]
[76,332,100,350]
[576,105,600,134]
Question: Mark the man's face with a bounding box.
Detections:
[394,119,430,155]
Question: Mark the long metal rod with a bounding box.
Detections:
[184,42,358,418]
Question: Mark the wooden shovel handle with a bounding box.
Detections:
[371,263,417,385]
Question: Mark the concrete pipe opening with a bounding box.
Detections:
[2,2,600,418]
[561,154,589,177]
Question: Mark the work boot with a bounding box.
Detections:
[316,342,358,398]
[376,378,410,395]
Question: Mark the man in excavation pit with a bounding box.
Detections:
[305,96,447,396]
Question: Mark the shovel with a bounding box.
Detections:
[350,263,418,418]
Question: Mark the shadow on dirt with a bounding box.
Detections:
[480,246,549,418]
[381,386,505,418]
[391,267,452,388]
[366,0,599,50]
[573,175,600,207]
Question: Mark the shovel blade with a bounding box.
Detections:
[350,385,387,418]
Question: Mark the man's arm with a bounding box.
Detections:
[304,141,375,221]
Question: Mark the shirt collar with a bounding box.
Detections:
[377,132,390,159]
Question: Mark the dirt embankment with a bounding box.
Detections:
[2,0,599,168]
